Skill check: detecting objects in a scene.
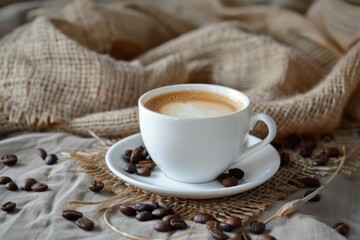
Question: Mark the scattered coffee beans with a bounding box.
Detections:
[333,222,349,236]
[249,220,266,234]
[323,147,341,158]
[280,152,290,166]
[228,168,244,179]
[1,202,16,213]
[193,213,216,224]
[122,146,156,177]
[75,217,94,231]
[136,211,153,221]
[153,220,172,232]
[5,182,18,191]
[62,210,83,221]
[88,180,104,192]
[37,148,47,160]
[45,154,58,165]
[304,190,321,202]
[208,227,229,240]
[0,176,12,185]
[299,177,320,188]
[120,206,136,216]
[1,154,17,166]
[21,178,37,191]
[258,233,277,240]
[31,182,48,192]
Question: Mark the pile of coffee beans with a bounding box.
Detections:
[217,168,245,187]
[122,146,156,177]
[37,148,58,165]
[62,209,95,231]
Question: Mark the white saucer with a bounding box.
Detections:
[105,133,280,199]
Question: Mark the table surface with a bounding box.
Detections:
[0,132,358,240]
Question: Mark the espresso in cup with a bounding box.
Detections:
[144,90,244,118]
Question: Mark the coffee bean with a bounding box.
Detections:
[226,216,242,229]
[299,147,313,158]
[122,149,132,162]
[37,148,47,160]
[134,202,155,212]
[249,221,266,234]
[136,211,153,221]
[193,213,216,224]
[119,206,136,216]
[284,134,301,149]
[228,168,244,180]
[89,180,104,192]
[163,214,181,222]
[321,133,333,142]
[0,176,12,185]
[136,167,151,177]
[219,222,233,232]
[234,231,251,240]
[299,177,320,188]
[1,154,17,166]
[219,175,238,187]
[45,154,58,165]
[130,148,142,164]
[208,227,229,240]
[62,210,83,221]
[323,147,341,158]
[153,220,172,232]
[280,152,290,166]
[136,160,156,170]
[124,163,136,174]
[152,208,171,218]
[271,141,282,150]
[31,182,48,192]
[258,233,277,240]
[158,202,173,213]
[304,190,321,202]
[170,219,188,230]
[205,220,220,229]
[313,154,329,166]
[5,182,18,191]
[75,217,94,231]
[1,202,16,213]
[21,178,37,191]
[143,201,160,209]
[333,222,349,236]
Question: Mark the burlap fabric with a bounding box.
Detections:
[1,0,360,139]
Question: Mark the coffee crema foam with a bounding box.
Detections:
[145,90,244,118]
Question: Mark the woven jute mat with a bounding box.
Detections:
[66,119,360,224]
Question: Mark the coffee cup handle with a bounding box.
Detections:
[235,113,277,163]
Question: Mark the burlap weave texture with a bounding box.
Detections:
[0,0,360,138]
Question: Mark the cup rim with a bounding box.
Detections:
[138,84,251,120]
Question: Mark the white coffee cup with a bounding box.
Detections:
[138,84,276,183]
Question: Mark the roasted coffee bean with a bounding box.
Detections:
[1,154,17,166]
[228,168,244,180]
[208,227,229,240]
[5,182,18,191]
[134,202,155,212]
[1,202,16,213]
[21,178,37,191]
[271,141,282,150]
[333,222,349,236]
[299,177,320,188]
[153,220,172,232]
[75,217,94,231]
[124,163,136,174]
[62,210,83,221]
[130,148,142,164]
[280,152,290,166]
[193,213,216,224]
[234,231,251,240]
[217,173,230,181]
[219,175,238,187]
[170,219,188,229]
[206,220,220,229]
[120,206,136,216]
[163,214,181,222]
[249,221,266,234]
[136,211,153,221]
[323,147,341,158]
[284,134,301,149]
[299,147,313,158]
[136,167,151,177]
[313,154,329,166]
[219,223,233,232]
[0,176,12,185]
[304,190,321,202]
[321,133,333,142]
[226,216,242,229]
[122,150,132,161]
[152,208,171,218]
[144,201,160,209]
[45,154,58,165]
[31,182,48,192]
[89,180,104,192]
[136,160,156,170]
[37,148,47,160]
[258,233,277,240]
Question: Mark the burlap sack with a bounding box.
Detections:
[0,0,360,138]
